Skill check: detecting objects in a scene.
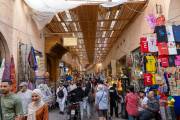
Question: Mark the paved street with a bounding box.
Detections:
[49,109,127,120]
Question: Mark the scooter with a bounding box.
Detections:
[67,102,81,120]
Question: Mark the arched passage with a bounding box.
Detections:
[0,32,10,63]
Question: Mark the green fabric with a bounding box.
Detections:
[1,93,23,120]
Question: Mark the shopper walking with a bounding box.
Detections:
[0,81,23,120]
[27,89,48,120]
[18,82,32,114]
[95,84,108,120]
[139,91,160,120]
[109,83,119,118]
[125,85,139,120]
[56,81,68,114]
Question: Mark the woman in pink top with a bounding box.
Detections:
[125,86,139,120]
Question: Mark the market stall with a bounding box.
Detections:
[140,14,180,119]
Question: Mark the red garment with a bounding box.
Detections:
[158,56,169,67]
[143,73,153,86]
[157,42,169,55]
[140,37,149,53]
[125,92,139,116]
[156,15,165,26]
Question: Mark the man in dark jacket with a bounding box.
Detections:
[109,84,119,118]
[139,91,160,120]
[68,82,84,103]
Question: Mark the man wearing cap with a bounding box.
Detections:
[0,80,23,120]
[17,82,32,114]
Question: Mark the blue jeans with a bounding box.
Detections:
[128,115,136,120]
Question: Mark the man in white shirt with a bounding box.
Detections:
[17,82,32,114]
[56,81,68,114]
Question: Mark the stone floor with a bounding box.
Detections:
[49,109,127,120]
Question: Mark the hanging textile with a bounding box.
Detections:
[24,0,128,30]
[28,47,38,71]
[0,59,5,82]
[10,56,17,92]
[2,61,10,82]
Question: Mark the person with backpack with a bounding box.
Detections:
[56,81,67,114]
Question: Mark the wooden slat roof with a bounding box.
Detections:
[45,1,147,65]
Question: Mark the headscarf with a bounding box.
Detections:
[32,89,44,99]
[27,89,45,120]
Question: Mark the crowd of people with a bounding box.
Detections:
[55,77,174,120]
[0,80,48,120]
[0,76,176,120]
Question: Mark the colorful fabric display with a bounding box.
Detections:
[28,47,38,71]
[156,15,165,26]
[168,41,177,55]
[158,56,169,68]
[172,25,180,42]
[0,59,5,82]
[154,25,168,42]
[145,56,156,72]
[2,61,11,82]
[140,37,149,53]
[157,42,169,55]
[175,55,180,66]
[169,56,175,67]
[147,34,158,52]
[144,73,153,86]
[166,25,175,42]
[176,43,180,55]
[10,56,17,92]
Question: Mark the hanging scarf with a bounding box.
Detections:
[28,47,38,71]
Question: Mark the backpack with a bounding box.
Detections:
[58,88,64,98]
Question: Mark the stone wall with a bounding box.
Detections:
[0,0,45,71]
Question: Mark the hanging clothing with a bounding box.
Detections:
[169,56,175,67]
[172,25,180,42]
[166,25,175,42]
[175,55,180,66]
[156,15,165,26]
[158,56,169,68]
[147,34,158,52]
[154,25,168,42]
[140,37,149,53]
[157,42,169,55]
[145,56,156,72]
[143,73,153,86]
[168,41,177,55]
[28,47,38,71]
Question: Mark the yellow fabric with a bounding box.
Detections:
[167,98,175,107]
[152,74,156,85]
[146,56,156,72]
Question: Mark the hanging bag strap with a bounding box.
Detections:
[98,91,104,106]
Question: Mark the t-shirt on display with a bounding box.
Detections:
[154,25,168,42]
[172,25,180,42]
[168,41,177,55]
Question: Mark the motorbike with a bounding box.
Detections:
[67,102,81,120]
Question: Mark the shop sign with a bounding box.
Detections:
[63,37,77,46]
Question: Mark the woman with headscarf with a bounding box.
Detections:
[27,89,48,120]
[95,84,108,120]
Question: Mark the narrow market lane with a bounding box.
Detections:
[49,109,126,120]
